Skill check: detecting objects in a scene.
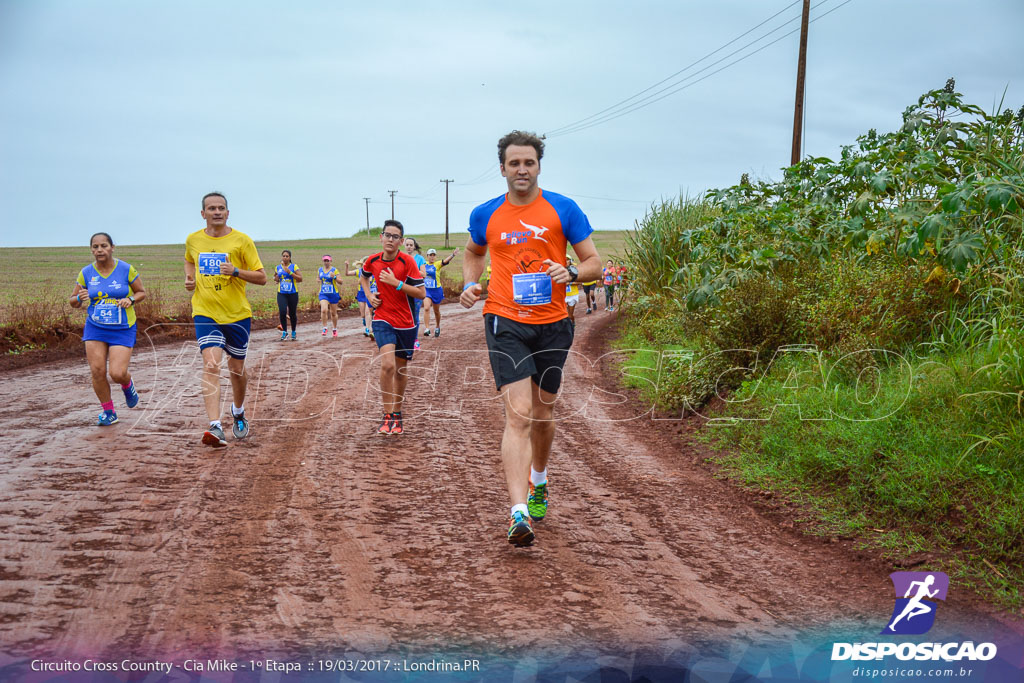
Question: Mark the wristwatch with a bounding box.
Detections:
[127,296,135,305]
[567,264,579,282]
[233,267,240,277]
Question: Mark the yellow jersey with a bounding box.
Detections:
[184,227,264,323]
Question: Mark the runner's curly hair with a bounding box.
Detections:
[498,130,544,165]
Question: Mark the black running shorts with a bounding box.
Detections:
[483,313,575,394]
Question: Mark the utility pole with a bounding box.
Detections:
[790,0,810,167]
[388,190,397,220]
[362,197,371,235]
[440,179,454,248]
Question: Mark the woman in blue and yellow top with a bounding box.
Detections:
[318,255,341,337]
[345,258,377,338]
[274,249,303,341]
[69,232,147,426]
[421,246,458,338]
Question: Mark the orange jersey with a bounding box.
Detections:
[468,189,592,324]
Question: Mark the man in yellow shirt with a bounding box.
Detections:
[184,192,267,447]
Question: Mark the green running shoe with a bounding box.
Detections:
[507,511,535,547]
[527,482,548,521]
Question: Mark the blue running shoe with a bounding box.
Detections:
[291,330,297,341]
[232,411,249,439]
[97,410,118,426]
[279,331,288,341]
[507,510,535,547]
[123,381,139,408]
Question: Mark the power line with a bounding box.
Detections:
[545,0,853,138]
[545,0,802,137]
[546,0,830,137]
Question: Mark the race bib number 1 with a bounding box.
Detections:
[91,302,124,326]
[198,252,227,276]
[512,272,552,306]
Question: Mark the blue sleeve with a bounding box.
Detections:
[468,194,505,246]
[545,191,593,245]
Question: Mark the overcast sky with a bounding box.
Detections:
[1,0,1022,248]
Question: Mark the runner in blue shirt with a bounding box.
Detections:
[421,246,458,338]
[346,258,377,339]
[273,249,303,340]
[317,255,341,337]
[404,237,427,350]
[69,232,147,426]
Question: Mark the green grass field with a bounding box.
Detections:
[0,230,631,329]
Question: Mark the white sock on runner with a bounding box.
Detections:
[530,467,547,486]
[511,503,529,518]
[210,420,222,430]
[231,404,244,417]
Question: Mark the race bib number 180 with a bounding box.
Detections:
[512,272,552,306]
[198,252,227,276]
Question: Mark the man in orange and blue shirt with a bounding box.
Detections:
[460,130,602,547]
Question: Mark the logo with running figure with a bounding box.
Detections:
[518,219,550,243]
[882,571,949,635]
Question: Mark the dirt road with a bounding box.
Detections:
[0,305,1019,672]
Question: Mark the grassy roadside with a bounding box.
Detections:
[611,83,1023,611]
[614,322,1023,610]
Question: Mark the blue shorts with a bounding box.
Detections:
[319,291,341,304]
[425,287,444,304]
[194,316,251,360]
[372,321,416,361]
[356,289,368,304]
[83,321,137,348]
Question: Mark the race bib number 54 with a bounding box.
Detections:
[198,252,227,276]
[91,302,124,326]
[512,272,552,306]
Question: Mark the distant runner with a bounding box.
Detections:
[70,232,147,426]
[564,255,579,324]
[346,259,376,339]
[421,246,458,338]
[362,220,426,436]
[581,274,597,314]
[460,130,601,547]
[404,237,427,350]
[602,259,617,312]
[317,255,341,337]
[184,192,267,447]
[274,249,302,341]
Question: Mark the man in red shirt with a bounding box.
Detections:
[460,130,602,547]
[360,219,425,436]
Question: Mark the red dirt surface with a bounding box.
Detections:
[0,305,1019,665]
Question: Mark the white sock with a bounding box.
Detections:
[530,467,547,486]
[210,420,222,430]
[231,403,244,417]
[511,503,529,518]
